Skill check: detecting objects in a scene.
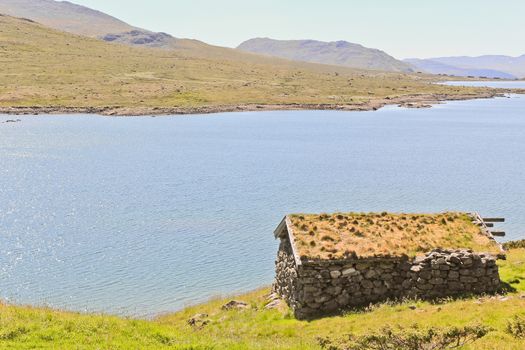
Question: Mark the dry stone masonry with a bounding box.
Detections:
[273,212,504,319]
[274,237,500,319]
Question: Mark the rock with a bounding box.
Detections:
[429,277,444,285]
[364,270,377,279]
[459,276,477,283]
[399,102,432,109]
[265,299,283,310]
[330,270,342,278]
[221,300,249,310]
[410,265,423,272]
[448,271,460,279]
[447,255,461,264]
[342,267,357,276]
[187,313,209,328]
[461,257,473,266]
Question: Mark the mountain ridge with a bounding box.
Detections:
[0,0,134,37]
[237,37,413,73]
[405,55,525,79]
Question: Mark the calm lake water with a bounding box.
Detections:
[1,94,525,317]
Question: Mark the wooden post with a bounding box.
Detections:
[482,218,505,222]
[491,231,506,237]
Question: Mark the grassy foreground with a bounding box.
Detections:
[0,14,501,115]
[1,248,524,349]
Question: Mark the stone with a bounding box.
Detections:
[410,265,423,272]
[429,278,444,285]
[448,271,460,279]
[273,238,502,319]
[447,255,461,264]
[187,313,210,328]
[361,280,374,289]
[221,300,249,310]
[474,268,486,277]
[461,257,473,266]
[355,263,369,271]
[448,282,463,290]
[364,270,377,279]
[460,276,477,283]
[342,267,358,276]
[419,270,432,280]
[265,299,283,309]
[330,270,342,279]
[336,294,350,305]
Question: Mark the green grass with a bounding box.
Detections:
[1,248,524,349]
[0,14,496,113]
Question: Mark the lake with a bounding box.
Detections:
[1,93,525,317]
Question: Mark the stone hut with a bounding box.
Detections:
[273,212,504,319]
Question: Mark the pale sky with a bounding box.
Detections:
[72,0,524,59]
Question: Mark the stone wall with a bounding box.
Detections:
[274,245,501,319]
[273,238,300,310]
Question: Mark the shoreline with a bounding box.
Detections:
[0,90,519,117]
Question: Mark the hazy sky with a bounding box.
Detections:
[72,0,524,59]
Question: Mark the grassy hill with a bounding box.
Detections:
[0,247,523,349]
[0,0,134,37]
[0,0,223,52]
[0,14,500,115]
[238,38,414,73]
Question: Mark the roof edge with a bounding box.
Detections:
[274,215,302,266]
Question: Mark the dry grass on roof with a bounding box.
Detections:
[288,212,501,260]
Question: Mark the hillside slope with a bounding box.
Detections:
[238,38,414,73]
[0,15,500,115]
[0,0,134,37]
[0,0,406,67]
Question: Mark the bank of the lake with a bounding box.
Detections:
[0,90,512,116]
[1,247,524,349]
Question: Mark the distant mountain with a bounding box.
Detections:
[405,55,525,79]
[405,59,516,79]
[237,38,413,73]
[0,0,134,37]
[0,0,207,51]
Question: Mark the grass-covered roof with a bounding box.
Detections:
[281,212,502,261]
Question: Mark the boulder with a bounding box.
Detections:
[221,300,249,310]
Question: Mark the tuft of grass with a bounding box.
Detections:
[507,315,525,339]
[504,240,525,250]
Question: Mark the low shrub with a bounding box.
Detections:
[317,324,491,350]
[503,239,525,250]
[507,315,525,339]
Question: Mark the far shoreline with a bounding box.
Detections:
[0,89,520,117]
